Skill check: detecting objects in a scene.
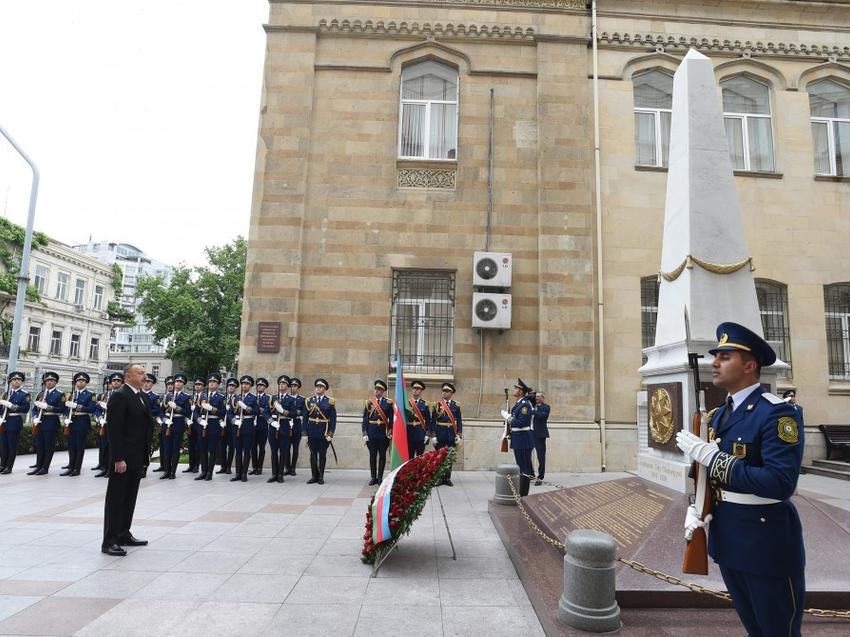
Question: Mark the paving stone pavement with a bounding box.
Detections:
[0,452,846,636]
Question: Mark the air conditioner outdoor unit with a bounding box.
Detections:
[472,292,511,330]
[473,251,512,288]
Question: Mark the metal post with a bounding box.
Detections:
[0,126,39,374]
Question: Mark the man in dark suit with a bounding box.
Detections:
[102,363,151,556]
[532,391,551,485]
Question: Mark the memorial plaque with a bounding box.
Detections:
[257,321,281,353]
[647,382,682,451]
[523,478,676,553]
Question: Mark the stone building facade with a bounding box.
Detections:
[241,0,850,470]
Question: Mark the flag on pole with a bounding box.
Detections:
[389,350,410,470]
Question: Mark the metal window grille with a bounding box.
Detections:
[755,280,792,379]
[640,275,660,363]
[824,283,850,380]
[389,270,455,374]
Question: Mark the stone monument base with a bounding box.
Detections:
[635,452,691,493]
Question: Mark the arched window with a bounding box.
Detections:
[824,283,850,380]
[398,61,458,160]
[633,71,673,167]
[720,76,775,172]
[755,280,792,378]
[808,79,850,176]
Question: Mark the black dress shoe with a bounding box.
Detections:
[95,471,107,478]
[287,469,296,476]
[102,544,127,556]
[182,467,193,473]
[535,479,542,486]
[194,474,206,481]
[118,535,147,546]
[307,477,318,484]
[444,479,454,487]
[204,474,212,481]
[317,478,324,485]
[0,467,10,474]
[60,469,72,476]
[267,475,277,483]
[61,465,70,470]
[29,463,38,468]
[35,468,48,475]
[159,473,170,480]
[27,468,40,475]
[152,467,165,472]
[91,466,102,471]
[240,475,247,482]
[230,475,241,482]
[215,468,226,474]
[276,476,284,484]
[368,478,378,486]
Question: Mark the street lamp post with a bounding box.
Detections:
[0,125,39,374]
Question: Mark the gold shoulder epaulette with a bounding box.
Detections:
[707,407,718,421]
[365,400,371,407]
[328,397,336,406]
[387,398,393,404]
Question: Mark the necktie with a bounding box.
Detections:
[719,395,734,427]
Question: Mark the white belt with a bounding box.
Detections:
[720,490,780,505]
[511,426,532,432]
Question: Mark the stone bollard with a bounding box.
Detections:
[558,529,621,633]
[493,464,520,506]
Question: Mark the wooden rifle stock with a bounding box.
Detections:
[500,388,510,453]
[682,406,711,575]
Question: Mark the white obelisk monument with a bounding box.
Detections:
[637,49,786,493]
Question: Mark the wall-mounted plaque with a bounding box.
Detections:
[257,321,281,353]
[647,382,682,451]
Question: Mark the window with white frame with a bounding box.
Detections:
[55,271,70,301]
[721,75,775,172]
[34,264,49,295]
[89,337,100,361]
[27,325,41,352]
[70,333,81,358]
[50,329,63,356]
[398,61,458,160]
[94,285,104,310]
[74,279,86,306]
[389,270,455,374]
[633,71,673,167]
[808,79,850,176]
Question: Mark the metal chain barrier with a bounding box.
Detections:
[507,474,850,619]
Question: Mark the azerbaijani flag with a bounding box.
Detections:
[389,349,410,471]
[371,463,404,544]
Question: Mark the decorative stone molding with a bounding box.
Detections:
[318,19,535,40]
[599,32,850,60]
[423,0,584,8]
[398,166,457,189]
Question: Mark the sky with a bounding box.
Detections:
[0,1,269,268]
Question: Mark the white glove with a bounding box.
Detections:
[363,434,369,444]
[0,399,12,408]
[424,436,431,446]
[455,436,461,445]
[156,417,164,425]
[676,431,719,467]
[270,421,280,430]
[237,400,248,410]
[500,409,511,420]
[35,400,48,409]
[98,401,107,409]
[325,435,333,442]
[202,402,213,412]
[684,504,713,541]
[274,403,285,414]
[168,400,177,409]
[65,401,78,409]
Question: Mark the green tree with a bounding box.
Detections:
[0,218,49,345]
[136,236,246,378]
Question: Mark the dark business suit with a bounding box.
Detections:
[103,384,151,549]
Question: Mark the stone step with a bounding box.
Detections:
[811,458,850,471]
[801,464,850,481]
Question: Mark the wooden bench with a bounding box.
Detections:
[818,424,850,460]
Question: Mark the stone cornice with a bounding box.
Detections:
[317,18,536,40]
[598,32,850,61]
[271,0,586,11]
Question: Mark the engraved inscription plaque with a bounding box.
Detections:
[257,321,281,353]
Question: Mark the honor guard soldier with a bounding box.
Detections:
[152,376,173,473]
[142,373,161,475]
[362,380,393,485]
[184,378,205,473]
[507,379,535,496]
[29,371,65,475]
[197,373,226,481]
[407,380,431,459]
[306,378,335,484]
[61,372,96,476]
[0,371,31,474]
[676,322,805,637]
[250,377,271,475]
[92,376,112,476]
[268,375,291,483]
[286,378,305,475]
[216,378,239,474]
[161,372,191,479]
[532,391,551,485]
[230,374,258,482]
[431,383,462,486]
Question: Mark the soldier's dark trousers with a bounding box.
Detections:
[185,424,199,471]
[97,434,108,470]
[234,424,255,480]
[407,427,425,458]
[719,565,804,637]
[35,427,58,471]
[533,437,547,479]
[434,441,456,483]
[0,429,21,471]
[286,427,302,474]
[268,426,285,479]
[308,438,327,480]
[198,424,220,479]
[153,424,168,471]
[513,447,533,479]
[252,421,268,472]
[367,439,388,480]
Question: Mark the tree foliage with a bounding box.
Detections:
[0,218,50,344]
[136,237,246,378]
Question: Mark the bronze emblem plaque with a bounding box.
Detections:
[647,382,682,451]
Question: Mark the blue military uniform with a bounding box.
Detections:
[216,378,239,474]
[679,322,806,637]
[29,371,65,475]
[508,379,535,495]
[251,378,271,475]
[0,372,31,474]
[431,382,461,486]
[184,379,205,473]
[286,378,306,476]
[267,375,291,483]
[61,372,96,477]
[230,375,258,482]
[93,377,113,477]
[161,373,192,479]
[363,380,394,485]
[143,373,161,474]
[406,380,431,459]
[197,374,226,481]
[532,397,551,482]
[152,377,173,473]
[306,378,336,484]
